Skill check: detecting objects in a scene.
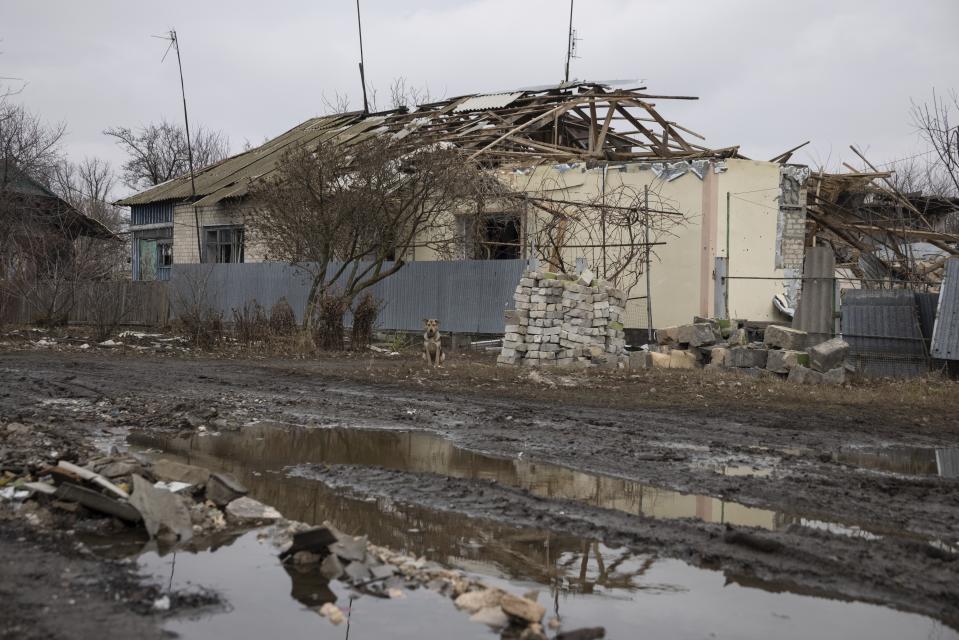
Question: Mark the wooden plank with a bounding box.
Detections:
[594,102,617,154]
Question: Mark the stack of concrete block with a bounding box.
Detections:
[631,319,852,385]
[498,270,628,368]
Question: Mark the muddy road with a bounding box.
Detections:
[2,349,958,638]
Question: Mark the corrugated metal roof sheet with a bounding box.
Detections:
[931,258,959,360]
[841,290,928,377]
[452,92,523,113]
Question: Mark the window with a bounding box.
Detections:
[466,214,522,260]
[157,241,173,281]
[204,226,244,264]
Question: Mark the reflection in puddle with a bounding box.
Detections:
[134,425,924,541]
[123,458,958,640]
[837,446,959,478]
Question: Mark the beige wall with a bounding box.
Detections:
[493,158,791,328]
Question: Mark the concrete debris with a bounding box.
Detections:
[280,526,338,561]
[57,460,128,499]
[727,346,769,369]
[766,349,808,374]
[808,338,850,372]
[129,474,193,541]
[764,325,808,351]
[153,480,191,493]
[224,496,282,524]
[320,553,345,580]
[787,365,827,385]
[55,482,142,522]
[151,459,211,485]
[455,588,505,613]
[501,593,545,623]
[206,472,248,507]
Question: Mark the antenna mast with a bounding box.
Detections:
[356,0,370,113]
[564,0,575,82]
[161,29,202,261]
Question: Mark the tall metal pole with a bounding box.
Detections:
[356,0,370,113]
[169,30,202,262]
[644,185,653,342]
[564,0,575,82]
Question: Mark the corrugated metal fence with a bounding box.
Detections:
[840,290,929,378]
[170,260,526,334]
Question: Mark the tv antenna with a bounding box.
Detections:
[153,28,202,260]
[355,0,370,113]
[564,0,580,82]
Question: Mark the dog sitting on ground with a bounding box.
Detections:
[422,319,446,367]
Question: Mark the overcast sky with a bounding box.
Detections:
[3,0,957,197]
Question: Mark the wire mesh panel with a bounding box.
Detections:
[841,290,929,378]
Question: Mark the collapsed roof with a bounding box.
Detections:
[118,81,742,208]
[807,168,959,287]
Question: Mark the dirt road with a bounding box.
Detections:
[1,349,958,636]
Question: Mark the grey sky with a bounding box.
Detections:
[3,0,957,198]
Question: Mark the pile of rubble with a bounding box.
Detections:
[498,269,628,368]
[631,319,852,384]
[270,521,596,638]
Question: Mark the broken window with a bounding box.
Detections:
[465,213,522,260]
[203,226,244,264]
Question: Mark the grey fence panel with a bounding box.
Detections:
[171,260,525,334]
[931,258,959,361]
[841,290,929,378]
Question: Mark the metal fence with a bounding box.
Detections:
[840,290,931,378]
[170,259,526,334]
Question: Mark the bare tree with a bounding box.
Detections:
[104,120,229,190]
[0,101,65,188]
[51,157,126,231]
[246,135,487,334]
[910,89,959,197]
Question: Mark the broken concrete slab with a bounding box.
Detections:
[97,459,146,479]
[58,460,128,499]
[206,472,248,507]
[764,325,808,351]
[766,349,808,374]
[726,346,768,368]
[501,593,545,623]
[628,351,652,369]
[823,367,847,385]
[55,482,142,522]
[224,496,282,524]
[343,560,372,582]
[329,534,368,563]
[151,459,211,486]
[129,475,192,541]
[705,346,729,366]
[280,526,338,561]
[809,338,849,372]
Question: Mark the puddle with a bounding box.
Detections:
[123,425,959,639]
[134,425,922,540]
[837,446,959,478]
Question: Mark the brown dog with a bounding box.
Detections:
[422,319,445,367]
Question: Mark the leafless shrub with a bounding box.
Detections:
[232,299,270,344]
[312,293,349,351]
[177,309,223,349]
[78,280,136,342]
[350,293,382,350]
[171,266,224,348]
[269,297,297,336]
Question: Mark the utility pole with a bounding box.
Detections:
[159,29,202,261]
[564,0,575,82]
[356,0,370,113]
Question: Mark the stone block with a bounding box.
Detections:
[764,325,808,351]
[786,365,825,385]
[656,326,680,345]
[808,338,849,372]
[677,323,719,347]
[766,349,806,374]
[727,346,768,368]
[668,349,699,369]
[628,351,652,369]
[707,346,729,366]
[823,367,847,385]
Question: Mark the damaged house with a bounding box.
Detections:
[119,81,810,333]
